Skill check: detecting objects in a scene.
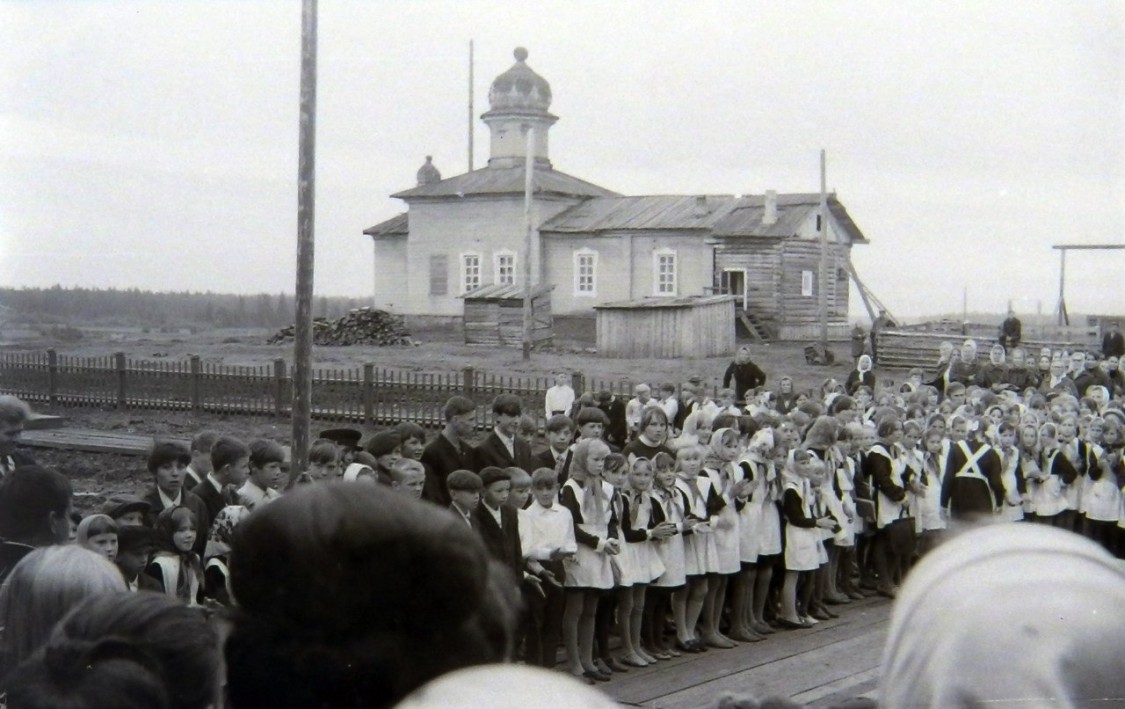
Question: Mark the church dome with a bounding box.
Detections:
[488,47,552,112]
[416,155,441,186]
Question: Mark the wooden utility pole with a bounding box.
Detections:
[818,149,829,348]
[468,40,474,172]
[292,0,318,477]
[521,125,535,361]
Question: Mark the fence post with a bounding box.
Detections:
[571,370,585,397]
[115,352,127,410]
[189,355,201,413]
[362,363,375,424]
[462,366,475,394]
[47,349,58,407]
[273,359,287,419]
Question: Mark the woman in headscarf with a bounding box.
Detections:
[845,355,876,396]
[879,523,1125,708]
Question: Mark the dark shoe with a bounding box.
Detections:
[809,607,832,621]
[777,617,812,630]
[675,639,700,654]
[845,589,866,600]
[583,669,611,683]
[604,656,629,673]
[876,585,897,599]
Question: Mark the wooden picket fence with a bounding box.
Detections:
[0,350,640,429]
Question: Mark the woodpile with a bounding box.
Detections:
[268,308,414,346]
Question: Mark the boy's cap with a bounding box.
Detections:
[363,431,402,457]
[116,525,160,554]
[446,469,483,492]
[479,466,511,487]
[319,428,363,450]
[103,495,150,519]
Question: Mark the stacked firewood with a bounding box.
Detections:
[268,308,414,346]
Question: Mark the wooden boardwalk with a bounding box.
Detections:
[600,596,889,708]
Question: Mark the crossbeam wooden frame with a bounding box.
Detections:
[1051,244,1125,326]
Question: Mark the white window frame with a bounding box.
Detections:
[573,248,598,297]
[461,251,482,294]
[493,249,517,287]
[801,270,814,297]
[653,248,677,296]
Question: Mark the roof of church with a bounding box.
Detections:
[391,165,619,201]
[541,193,867,243]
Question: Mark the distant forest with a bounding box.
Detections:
[0,286,366,328]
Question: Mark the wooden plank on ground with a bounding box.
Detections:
[601,597,890,707]
[19,429,188,455]
[27,413,66,430]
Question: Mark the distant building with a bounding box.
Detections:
[364,47,868,338]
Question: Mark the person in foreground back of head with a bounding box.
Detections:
[0,464,74,583]
[879,523,1125,708]
[0,545,126,691]
[224,481,518,709]
[5,591,219,709]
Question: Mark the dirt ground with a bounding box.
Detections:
[9,322,898,515]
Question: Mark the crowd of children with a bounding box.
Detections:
[1,334,1124,703]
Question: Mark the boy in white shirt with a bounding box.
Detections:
[519,468,577,667]
[545,372,576,418]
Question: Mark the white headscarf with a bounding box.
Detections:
[879,523,1125,708]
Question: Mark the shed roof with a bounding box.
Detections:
[458,283,555,300]
[711,194,868,243]
[594,295,736,310]
[391,165,618,200]
[363,212,408,238]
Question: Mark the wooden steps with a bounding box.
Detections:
[738,310,769,341]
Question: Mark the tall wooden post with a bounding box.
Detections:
[521,125,535,361]
[468,40,475,172]
[818,149,829,347]
[1057,248,1067,326]
[292,0,318,478]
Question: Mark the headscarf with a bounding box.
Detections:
[879,524,1125,708]
[342,463,376,482]
[76,514,116,546]
[856,354,873,373]
[205,505,250,560]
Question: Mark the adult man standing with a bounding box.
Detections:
[0,465,74,583]
[999,309,1022,352]
[1102,322,1125,359]
[472,394,534,473]
[421,396,477,507]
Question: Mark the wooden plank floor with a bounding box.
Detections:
[601,596,889,708]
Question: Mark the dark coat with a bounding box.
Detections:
[192,477,235,524]
[472,431,534,473]
[420,433,473,507]
[473,503,522,576]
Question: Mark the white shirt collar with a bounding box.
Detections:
[157,486,182,509]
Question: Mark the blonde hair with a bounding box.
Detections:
[0,545,125,672]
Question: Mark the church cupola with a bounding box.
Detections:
[481,47,558,169]
[416,155,441,186]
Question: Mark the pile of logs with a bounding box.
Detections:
[268,308,414,346]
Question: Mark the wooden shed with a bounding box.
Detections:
[460,284,554,347]
[594,295,735,358]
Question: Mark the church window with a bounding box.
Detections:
[494,250,517,286]
[574,248,597,296]
[461,252,482,293]
[801,270,814,297]
[654,249,677,296]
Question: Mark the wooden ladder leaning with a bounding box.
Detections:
[737,310,769,342]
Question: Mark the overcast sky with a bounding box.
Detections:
[1,1,1122,320]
